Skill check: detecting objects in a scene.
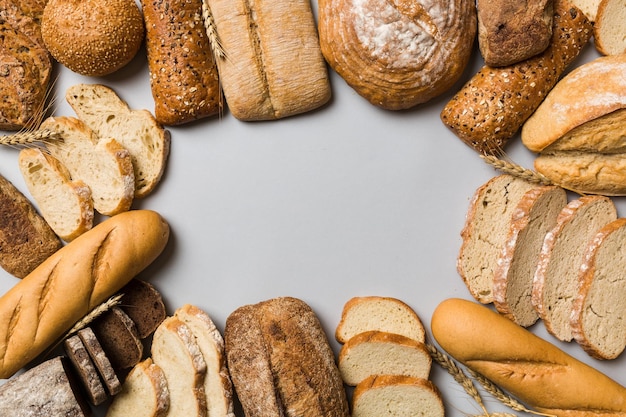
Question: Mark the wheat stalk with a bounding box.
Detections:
[202,0,226,61]
[66,293,124,336]
[480,155,552,186]
[0,129,61,148]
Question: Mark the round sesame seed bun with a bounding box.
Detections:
[41,0,144,77]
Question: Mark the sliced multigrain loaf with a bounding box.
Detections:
[457,174,540,304]
[65,83,170,198]
[337,331,432,386]
[571,218,626,360]
[593,0,626,55]
[335,296,425,344]
[92,306,144,370]
[151,316,208,417]
[532,195,617,341]
[18,147,94,242]
[64,333,109,405]
[0,172,62,278]
[493,185,567,327]
[106,358,170,417]
[351,375,445,417]
[78,327,121,396]
[174,304,235,417]
[118,279,166,339]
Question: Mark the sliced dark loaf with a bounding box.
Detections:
[118,279,166,339]
[92,306,144,370]
[64,333,109,405]
[78,327,122,396]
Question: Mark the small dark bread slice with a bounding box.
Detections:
[118,279,166,339]
[64,333,108,405]
[78,327,122,395]
[92,306,144,370]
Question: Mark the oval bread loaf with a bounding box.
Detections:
[0,209,170,379]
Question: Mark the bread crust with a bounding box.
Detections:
[0,209,169,379]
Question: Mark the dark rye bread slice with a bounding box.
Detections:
[78,327,122,396]
[92,306,144,370]
[64,333,108,405]
[0,173,62,278]
[118,279,166,339]
[0,356,90,417]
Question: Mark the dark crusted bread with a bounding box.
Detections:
[92,306,144,370]
[118,279,166,339]
[79,327,122,396]
[0,173,62,278]
[64,333,109,405]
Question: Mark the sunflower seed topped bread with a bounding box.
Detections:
[570,218,626,360]
[441,0,593,155]
[65,83,170,198]
[64,333,109,405]
[318,0,476,110]
[0,172,62,278]
[206,0,331,120]
[593,0,626,55]
[457,174,540,304]
[532,195,617,342]
[335,296,425,344]
[18,148,94,241]
[337,330,432,386]
[492,185,567,327]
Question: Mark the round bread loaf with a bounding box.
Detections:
[41,0,144,76]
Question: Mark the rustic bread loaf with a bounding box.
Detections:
[92,306,144,370]
[477,0,553,67]
[141,0,222,125]
[151,316,208,417]
[570,218,626,360]
[593,0,626,55]
[337,331,432,386]
[206,0,331,120]
[318,0,476,110]
[351,375,444,417]
[64,333,109,405]
[492,185,567,327]
[78,327,121,396]
[0,171,62,278]
[106,358,170,417]
[432,298,626,416]
[118,279,166,339]
[457,175,539,304]
[65,83,170,198]
[335,296,425,344]
[441,0,592,155]
[0,0,47,49]
[0,210,169,379]
[18,148,94,241]
[532,195,617,341]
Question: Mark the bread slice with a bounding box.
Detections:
[174,304,235,417]
[18,147,94,241]
[42,115,135,216]
[532,195,617,341]
[92,306,144,370]
[106,358,170,417]
[64,333,108,405]
[118,279,166,339]
[0,356,90,417]
[351,375,444,417]
[458,174,539,304]
[65,83,171,198]
[151,316,208,417]
[493,185,567,327]
[594,0,626,55]
[571,218,626,360]
[337,331,432,386]
[335,296,425,344]
[78,327,121,396]
[569,0,602,20]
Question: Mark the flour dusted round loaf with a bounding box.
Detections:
[41,0,144,76]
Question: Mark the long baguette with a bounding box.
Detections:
[0,209,170,379]
[431,298,626,416]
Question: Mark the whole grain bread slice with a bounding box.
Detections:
[118,279,166,339]
[92,306,144,370]
[64,333,109,405]
[78,327,121,396]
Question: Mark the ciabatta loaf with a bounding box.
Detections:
[532,195,617,341]
[318,0,476,110]
[0,210,169,379]
[432,298,626,416]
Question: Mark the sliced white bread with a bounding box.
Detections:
[338,330,432,386]
[352,375,444,417]
[594,0,626,55]
[458,174,540,304]
[335,296,425,344]
[174,304,235,417]
[106,358,170,417]
[569,0,602,21]
[571,218,626,360]
[65,83,171,198]
[151,316,208,417]
[532,195,617,341]
[493,185,567,327]
[41,116,135,216]
[18,147,94,241]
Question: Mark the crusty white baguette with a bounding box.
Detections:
[431,298,626,416]
[0,209,170,379]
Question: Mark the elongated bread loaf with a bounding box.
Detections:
[0,209,170,379]
[431,298,626,416]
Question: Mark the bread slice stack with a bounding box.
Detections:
[335,296,444,417]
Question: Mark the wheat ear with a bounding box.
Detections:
[202,0,226,61]
[480,155,552,186]
[0,129,61,147]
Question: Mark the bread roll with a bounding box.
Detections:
[0,209,170,379]
[431,298,626,416]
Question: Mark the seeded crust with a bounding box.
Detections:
[440,0,592,155]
